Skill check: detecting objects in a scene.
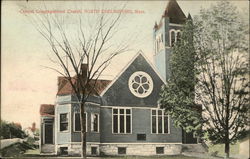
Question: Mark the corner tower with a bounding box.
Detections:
[153,0,186,81]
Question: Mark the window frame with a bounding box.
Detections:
[169,29,176,47]
[112,107,132,134]
[151,109,170,134]
[73,112,87,132]
[59,113,69,132]
[91,113,100,133]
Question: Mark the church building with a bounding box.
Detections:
[39,0,203,156]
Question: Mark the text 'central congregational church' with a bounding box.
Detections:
[40,0,204,156]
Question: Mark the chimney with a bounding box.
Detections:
[57,76,67,91]
[31,122,36,132]
[81,64,88,78]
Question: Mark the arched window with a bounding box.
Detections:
[170,30,175,47]
[170,30,181,47]
[176,31,181,42]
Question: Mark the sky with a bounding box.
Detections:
[1,0,249,129]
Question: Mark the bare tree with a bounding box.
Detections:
[23,2,131,158]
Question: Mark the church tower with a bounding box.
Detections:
[153,0,187,81]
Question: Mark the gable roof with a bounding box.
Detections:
[57,77,111,96]
[163,0,186,24]
[40,104,55,117]
[100,51,166,97]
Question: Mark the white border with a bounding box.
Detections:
[100,51,166,97]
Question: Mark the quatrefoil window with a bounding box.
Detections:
[128,71,153,98]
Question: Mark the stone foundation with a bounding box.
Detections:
[56,143,182,156]
[56,143,100,156]
[99,143,182,156]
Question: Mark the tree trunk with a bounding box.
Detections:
[80,102,87,159]
[225,132,230,159]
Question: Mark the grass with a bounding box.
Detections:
[208,142,239,157]
[20,155,207,159]
[99,156,205,159]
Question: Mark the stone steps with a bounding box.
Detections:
[41,144,55,153]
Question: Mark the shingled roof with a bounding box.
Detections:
[57,77,111,96]
[154,0,186,30]
[40,104,55,117]
[57,63,111,96]
[163,0,186,24]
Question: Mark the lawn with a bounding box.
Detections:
[99,156,206,159]
[21,149,209,159]
[208,142,239,157]
[3,143,240,159]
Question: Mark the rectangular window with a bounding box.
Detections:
[60,147,68,155]
[60,113,68,132]
[112,108,131,134]
[91,147,97,155]
[118,147,126,155]
[151,109,169,134]
[74,112,87,132]
[156,147,164,154]
[91,114,99,132]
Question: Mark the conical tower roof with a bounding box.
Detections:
[163,0,186,24]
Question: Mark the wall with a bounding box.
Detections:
[100,107,182,143]
[71,103,100,143]
[102,54,165,107]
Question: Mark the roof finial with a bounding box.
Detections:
[187,13,192,20]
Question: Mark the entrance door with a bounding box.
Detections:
[44,124,53,144]
[182,129,198,144]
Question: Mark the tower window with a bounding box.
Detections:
[169,29,181,47]
[170,30,175,47]
[177,31,181,42]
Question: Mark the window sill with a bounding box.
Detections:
[91,131,100,133]
[73,131,85,133]
[151,133,170,134]
[112,133,132,135]
[59,130,69,133]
